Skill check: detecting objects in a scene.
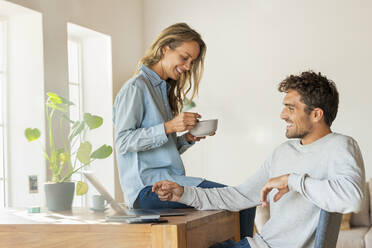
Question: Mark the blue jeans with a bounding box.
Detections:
[210,238,251,248]
[134,180,256,239]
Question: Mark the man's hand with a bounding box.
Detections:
[152,180,184,202]
[260,174,290,207]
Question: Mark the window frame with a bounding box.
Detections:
[68,37,84,119]
[67,37,86,207]
[0,18,9,208]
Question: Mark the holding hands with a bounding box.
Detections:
[152,180,184,202]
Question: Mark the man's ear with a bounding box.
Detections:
[311,108,324,123]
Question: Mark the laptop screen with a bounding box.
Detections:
[83,171,125,214]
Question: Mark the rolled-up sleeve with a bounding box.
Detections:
[113,84,168,155]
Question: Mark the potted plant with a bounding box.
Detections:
[25,92,112,211]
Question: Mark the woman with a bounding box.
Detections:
[113,23,253,239]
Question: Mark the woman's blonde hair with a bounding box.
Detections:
[137,23,206,116]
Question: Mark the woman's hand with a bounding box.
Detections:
[164,112,201,134]
[185,133,205,142]
[185,132,216,142]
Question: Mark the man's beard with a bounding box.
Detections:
[285,121,312,139]
[286,129,310,139]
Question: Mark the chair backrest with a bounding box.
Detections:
[314,209,342,248]
[253,207,342,248]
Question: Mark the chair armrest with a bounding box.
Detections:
[314,209,342,248]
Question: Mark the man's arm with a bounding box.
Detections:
[289,139,365,213]
[153,159,270,211]
[260,138,365,213]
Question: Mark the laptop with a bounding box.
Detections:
[83,171,186,219]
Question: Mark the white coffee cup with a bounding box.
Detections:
[190,119,218,137]
[92,194,108,210]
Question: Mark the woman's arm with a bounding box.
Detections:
[113,84,168,155]
[176,134,194,154]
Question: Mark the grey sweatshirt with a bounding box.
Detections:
[179,133,365,248]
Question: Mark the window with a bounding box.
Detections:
[0,2,44,208]
[67,23,114,208]
[68,39,83,149]
[0,20,7,208]
[67,39,85,207]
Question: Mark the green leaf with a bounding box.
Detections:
[46,92,74,113]
[59,151,69,164]
[76,181,88,196]
[71,120,80,130]
[69,121,85,141]
[182,98,196,112]
[84,113,103,130]
[24,128,41,142]
[47,92,63,104]
[77,142,92,165]
[47,92,74,106]
[91,145,113,159]
[46,101,68,112]
[56,148,64,159]
[59,95,74,106]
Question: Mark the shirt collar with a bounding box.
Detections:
[295,132,334,151]
[140,64,165,87]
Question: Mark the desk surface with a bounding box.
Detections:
[0,207,240,248]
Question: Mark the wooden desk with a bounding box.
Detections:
[0,208,240,248]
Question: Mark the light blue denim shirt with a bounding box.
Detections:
[113,64,203,207]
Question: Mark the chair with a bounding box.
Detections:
[210,208,342,248]
[314,209,342,248]
[250,208,342,248]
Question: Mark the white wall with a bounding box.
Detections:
[5,0,144,205]
[144,0,372,184]
[4,0,370,207]
[0,1,46,207]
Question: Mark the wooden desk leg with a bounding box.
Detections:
[151,224,186,248]
[233,212,240,242]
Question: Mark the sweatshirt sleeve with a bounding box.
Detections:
[179,157,271,211]
[113,84,168,155]
[288,138,365,214]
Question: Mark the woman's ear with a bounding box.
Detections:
[161,45,169,55]
[312,108,324,123]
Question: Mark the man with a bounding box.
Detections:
[152,71,365,248]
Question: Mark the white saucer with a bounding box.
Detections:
[90,207,108,212]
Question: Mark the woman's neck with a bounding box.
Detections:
[150,62,167,80]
